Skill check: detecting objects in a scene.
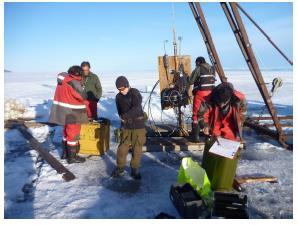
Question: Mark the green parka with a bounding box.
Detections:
[82,72,102,102]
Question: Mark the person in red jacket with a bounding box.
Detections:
[200,82,247,191]
[49,66,89,164]
[200,82,247,141]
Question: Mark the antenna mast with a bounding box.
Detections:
[172,2,178,57]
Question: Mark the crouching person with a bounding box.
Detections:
[200,82,247,191]
[49,66,89,164]
[112,76,146,180]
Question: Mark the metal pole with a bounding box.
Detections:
[189,2,227,82]
[225,2,287,147]
[220,3,260,83]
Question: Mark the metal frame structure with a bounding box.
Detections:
[189,2,292,148]
[189,2,227,82]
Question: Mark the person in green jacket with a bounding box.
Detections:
[81,61,102,120]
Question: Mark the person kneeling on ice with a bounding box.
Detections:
[199,82,247,191]
[49,66,89,164]
[112,76,146,180]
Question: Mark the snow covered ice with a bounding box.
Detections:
[4,70,293,219]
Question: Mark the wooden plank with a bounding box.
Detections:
[233,179,244,192]
[244,120,279,139]
[5,120,76,182]
[170,137,188,146]
[146,137,162,146]
[149,137,187,146]
[143,136,205,152]
[263,123,292,128]
[244,120,292,151]
[248,116,293,121]
[142,144,204,152]
[235,174,278,184]
[4,119,57,128]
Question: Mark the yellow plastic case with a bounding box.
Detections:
[79,118,110,156]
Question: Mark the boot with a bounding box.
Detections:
[192,122,201,143]
[61,140,68,159]
[111,167,125,177]
[67,145,86,164]
[131,168,141,180]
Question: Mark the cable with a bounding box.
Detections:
[236,3,293,66]
[143,80,159,111]
[145,80,162,136]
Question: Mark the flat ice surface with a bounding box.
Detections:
[4,70,293,218]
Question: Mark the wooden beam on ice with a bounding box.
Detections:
[235,174,278,184]
[5,120,75,182]
[143,136,205,152]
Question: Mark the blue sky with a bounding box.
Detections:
[4,2,293,72]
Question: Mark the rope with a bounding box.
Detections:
[252,47,283,123]
[236,3,293,66]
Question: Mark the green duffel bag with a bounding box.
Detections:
[202,137,240,192]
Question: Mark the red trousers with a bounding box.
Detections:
[85,100,98,119]
[192,90,212,122]
[63,124,81,146]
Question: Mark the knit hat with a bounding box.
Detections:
[115,76,129,89]
[195,56,206,65]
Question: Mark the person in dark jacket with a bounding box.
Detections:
[49,66,88,164]
[81,61,102,120]
[187,56,216,142]
[112,76,146,180]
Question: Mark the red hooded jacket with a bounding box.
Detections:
[203,90,247,141]
[48,73,88,125]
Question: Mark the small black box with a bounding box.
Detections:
[170,183,207,219]
[212,192,249,219]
